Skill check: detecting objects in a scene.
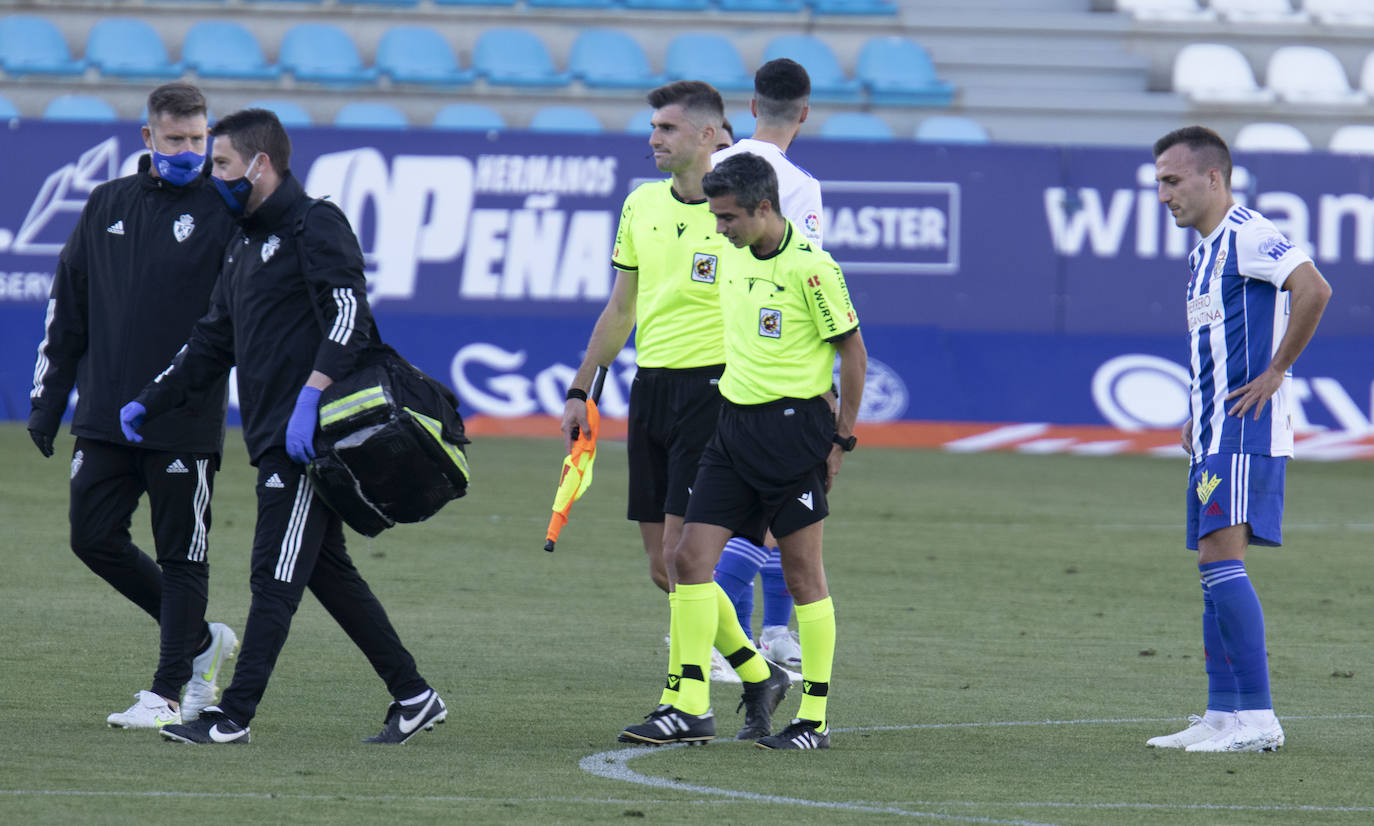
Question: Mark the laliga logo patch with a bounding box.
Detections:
[759,308,781,338]
[261,234,281,263]
[804,212,820,234]
[691,252,717,284]
[173,213,195,243]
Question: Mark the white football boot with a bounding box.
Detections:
[107,690,181,729]
[182,622,239,722]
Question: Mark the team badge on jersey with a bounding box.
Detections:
[173,213,195,243]
[759,308,782,338]
[1211,246,1228,280]
[261,234,281,263]
[692,252,717,284]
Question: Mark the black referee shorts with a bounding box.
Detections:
[626,364,724,522]
[684,395,835,543]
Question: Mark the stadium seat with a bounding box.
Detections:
[334,102,408,130]
[280,24,378,85]
[1329,124,1374,154]
[1233,122,1311,152]
[472,28,569,87]
[728,108,757,139]
[762,35,861,99]
[809,0,898,15]
[719,0,806,12]
[86,19,182,78]
[528,106,602,134]
[43,95,118,122]
[1210,0,1308,23]
[1305,0,1374,25]
[624,0,711,10]
[528,0,614,8]
[247,99,312,126]
[1265,46,1366,106]
[433,102,505,131]
[1358,53,1374,98]
[1171,44,1275,104]
[0,15,85,76]
[338,0,419,6]
[855,37,955,106]
[915,115,990,144]
[569,29,662,89]
[1115,0,1215,21]
[434,0,515,6]
[818,112,893,140]
[376,26,471,86]
[664,34,752,93]
[0,94,19,119]
[183,22,279,80]
[625,108,655,134]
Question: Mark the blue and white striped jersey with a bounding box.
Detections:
[1185,203,1311,458]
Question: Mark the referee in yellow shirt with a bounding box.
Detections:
[626,151,866,750]
[562,82,789,744]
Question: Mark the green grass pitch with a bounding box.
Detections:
[0,422,1370,825]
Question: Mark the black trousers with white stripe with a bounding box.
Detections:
[218,449,429,726]
[68,437,215,700]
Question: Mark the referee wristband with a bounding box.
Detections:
[566,387,588,402]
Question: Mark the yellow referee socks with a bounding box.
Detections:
[673,582,717,716]
[658,591,680,707]
[796,596,835,727]
[714,582,771,684]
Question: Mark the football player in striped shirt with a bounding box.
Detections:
[1147,126,1331,753]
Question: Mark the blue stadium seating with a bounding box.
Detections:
[86,19,182,78]
[625,108,655,134]
[529,106,602,134]
[335,102,409,129]
[809,0,897,14]
[727,108,757,139]
[664,34,752,93]
[376,26,471,86]
[624,0,711,9]
[569,30,662,89]
[280,23,378,85]
[819,112,894,140]
[719,0,806,11]
[915,115,989,144]
[762,35,861,100]
[528,0,615,8]
[246,99,312,126]
[183,21,279,80]
[44,95,118,122]
[0,95,18,119]
[434,0,515,6]
[856,37,955,106]
[338,0,419,6]
[433,103,506,131]
[0,15,85,76]
[472,28,569,87]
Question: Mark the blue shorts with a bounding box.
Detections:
[1186,453,1287,550]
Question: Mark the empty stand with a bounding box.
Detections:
[808,0,897,15]
[183,21,279,81]
[856,37,954,106]
[819,112,893,140]
[44,95,118,122]
[334,102,409,129]
[472,28,570,87]
[433,102,506,131]
[1304,0,1374,25]
[1329,125,1374,154]
[86,19,182,78]
[1233,122,1311,152]
[1265,46,1366,106]
[528,0,615,8]
[718,0,806,11]
[0,15,84,76]
[624,0,712,11]
[1171,44,1276,104]
[915,115,990,144]
[569,29,662,89]
[1210,0,1308,23]
[528,105,602,133]
[625,108,655,134]
[664,34,753,93]
[762,35,861,100]
[279,23,378,85]
[1361,53,1374,97]
[376,26,471,86]
[1115,0,1215,21]
[246,99,312,126]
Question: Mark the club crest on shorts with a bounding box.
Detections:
[1196,469,1222,503]
[173,213,195,243]
[261,234,280,263]
[759,308,782,338]
[692,252,717,284]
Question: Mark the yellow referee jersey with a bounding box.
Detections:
[612,180,734,369]
[717,222,859,405]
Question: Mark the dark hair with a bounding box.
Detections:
[1153,125,1231,188]
[702,152,779,214]
[646,80,725,126]
[720,117,734,142]
[210,108,292,174]
[146,82,207,122]
[754,58,810,124]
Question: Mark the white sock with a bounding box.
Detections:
[1236,708,1278,729]
[400,689,433,706]
[1202,709,1236,729]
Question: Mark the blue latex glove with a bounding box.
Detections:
[119,401,146,443]
[285,385,322,464]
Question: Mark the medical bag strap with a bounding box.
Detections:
[292,197,332,341]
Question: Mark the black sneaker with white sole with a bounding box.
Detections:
[618,705,715,745]
[364,691,447,744]
[735,659,789,740]
[756,718,830,750]
[160,706,250,745]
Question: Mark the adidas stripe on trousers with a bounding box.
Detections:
[217,449,429,726]
[67,437,215,700]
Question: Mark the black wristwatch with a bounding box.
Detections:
[833,433,857,452]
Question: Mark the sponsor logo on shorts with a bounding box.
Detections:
[1205,501,1225,517]
[797,491,814,510]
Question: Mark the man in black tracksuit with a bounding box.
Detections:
[28,83,239,729]
[127,108,446,745]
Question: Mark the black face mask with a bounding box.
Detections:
[212,154,263,215]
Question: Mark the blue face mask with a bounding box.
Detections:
[212,154,263,216]
[152,149,206,187]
